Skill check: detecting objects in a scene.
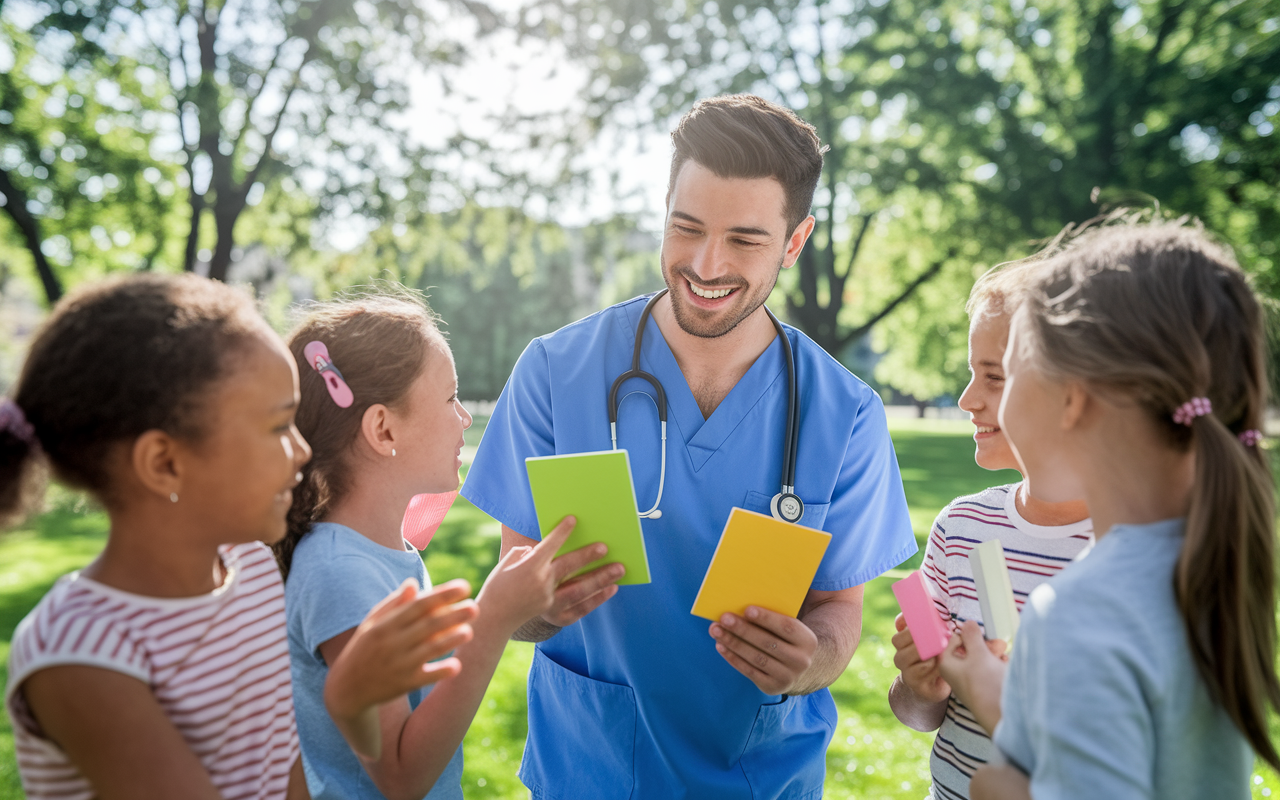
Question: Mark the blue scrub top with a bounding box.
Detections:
[462,295,915,800]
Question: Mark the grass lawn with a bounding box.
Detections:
[2,417,1278,798]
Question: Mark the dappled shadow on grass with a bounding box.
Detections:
[889,426,1019,572]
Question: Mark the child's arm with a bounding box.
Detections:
[321,516,598,800]
[323,578,479,760]
[887,612,951,731]
[21,665,224,799]
[970,762,1032,800]
[937,619,1008,735]
[286,756,311,800]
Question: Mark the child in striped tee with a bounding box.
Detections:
[886,264,1092,800]
[1,275,477,800]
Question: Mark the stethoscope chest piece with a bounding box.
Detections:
[771,491,804,524]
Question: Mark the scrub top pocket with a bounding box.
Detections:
[742,490,830,531]
[521,647,637,800]
[738,693,837,800]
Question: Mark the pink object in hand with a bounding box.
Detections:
[402,491,458,550]
[892,570,952,660]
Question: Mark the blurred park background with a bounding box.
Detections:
[2,0,1280,796]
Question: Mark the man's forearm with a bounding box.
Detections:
[789,597,862,695]
[511,615,562,643]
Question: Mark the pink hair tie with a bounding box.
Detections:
[0,399,36,446]
[1239,429,1263,447]
[1172,397,1212,426]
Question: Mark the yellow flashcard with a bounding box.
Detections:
[691,507,832,621]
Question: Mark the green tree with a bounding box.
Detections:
[0,19,179,303]
[538,0,1279,396]
[308,204,659,399]
[2,0,510,292]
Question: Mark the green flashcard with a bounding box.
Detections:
[525,450,651,585]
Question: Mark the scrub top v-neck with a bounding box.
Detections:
[463,295,915,800]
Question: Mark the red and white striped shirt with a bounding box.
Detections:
[921,483,1093,800]
[5,541,298,800]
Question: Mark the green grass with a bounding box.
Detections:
[3,418,1278,799]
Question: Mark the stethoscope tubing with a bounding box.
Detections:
[609,288,801,521]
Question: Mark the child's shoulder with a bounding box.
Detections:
[5,573,152,700]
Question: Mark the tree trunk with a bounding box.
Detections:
[0,167,63,304]
[184,187,204,272]
[207,203,243,282]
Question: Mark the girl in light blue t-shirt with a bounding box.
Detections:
[275,294,602,800]
[939,221,1280,800]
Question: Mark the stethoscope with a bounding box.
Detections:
[608,288,804,524]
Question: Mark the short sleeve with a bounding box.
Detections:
[994,585,1155,800]
[920,510,953,619]
[811,392,916,590]
[289,552,406,657]
[461,338,556,541]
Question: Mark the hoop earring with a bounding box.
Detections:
[169,493,179,503]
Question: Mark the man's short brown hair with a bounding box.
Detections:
[667,94,826,233]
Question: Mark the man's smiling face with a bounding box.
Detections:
[660,160,796,339]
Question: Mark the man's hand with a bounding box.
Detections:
[709,606,819,695]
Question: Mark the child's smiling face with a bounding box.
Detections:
[958,308,1019,473]
[389,338,473,495]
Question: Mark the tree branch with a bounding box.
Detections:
[0,167,63,303]
[839,252,952,349]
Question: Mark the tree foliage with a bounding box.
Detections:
[540,0,1280,396]
[0,17,180,301]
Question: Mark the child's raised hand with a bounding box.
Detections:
[480,516,619,633]
[937,619,1008,736]
[323,577,478,756]
[891,612,952,704]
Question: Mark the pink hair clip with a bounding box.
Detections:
[0,399,36,446]
[1172,397,1212,426]
[303,341,354,408]
[1239,429,1263,447]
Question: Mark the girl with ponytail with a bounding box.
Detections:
[940,221,1279,799]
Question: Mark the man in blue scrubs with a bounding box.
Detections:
[462,94,915,799]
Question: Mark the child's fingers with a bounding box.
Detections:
[406,601,479,642]
[890,623,916,653]
[939,630,965,663]
[358,579,420,628]
[409,623,474,663]
[893,612,907,632]
[957,620,990,657]
[531,515,578,562]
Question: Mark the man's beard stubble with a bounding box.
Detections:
[662,259,783,340]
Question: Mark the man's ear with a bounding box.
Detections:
[131,430,183,501]
[781,215,817,269]
[360,403,396,457]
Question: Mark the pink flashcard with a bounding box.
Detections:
[892,570,952,660]
[402,491,458,550]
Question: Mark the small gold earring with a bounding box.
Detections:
[169,493,179,503]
